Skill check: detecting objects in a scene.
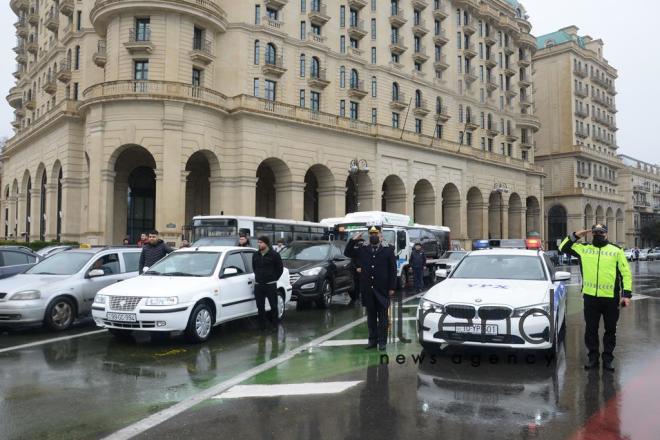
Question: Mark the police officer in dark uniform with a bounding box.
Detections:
[344,225,397,350]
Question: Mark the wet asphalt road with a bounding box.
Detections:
[1,261,660,440]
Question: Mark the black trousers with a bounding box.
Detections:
[366,302,389,346]
[255,283,279,328]
[583,295,620,362]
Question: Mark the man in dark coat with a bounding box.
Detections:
[409,242,426,293]
[344,225,397,350]
[139,230,173,274]
[253,235,284,330]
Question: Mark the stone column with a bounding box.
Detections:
[413,193,437,224]
[218,176,258,216]
[156,114,186,245]
[16,193,27,242]
[317,185,346,220]
[7,196,17,240]
[274,181,306,220]
[60,177,84,243]
[208,175,223,216]
[29,188,41,242]
[357,188,376,212]
[500,204,509,239]
[44,183,58,241]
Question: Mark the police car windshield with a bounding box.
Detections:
[451,255,547,281]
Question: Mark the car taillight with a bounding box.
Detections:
[526,238,541,249]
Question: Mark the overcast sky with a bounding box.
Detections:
[0,0,657,164]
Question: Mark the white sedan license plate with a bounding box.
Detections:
[455,324,497,335]
[107,312,137,322]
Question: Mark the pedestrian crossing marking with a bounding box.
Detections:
[214,381,362,399]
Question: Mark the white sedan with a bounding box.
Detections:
[92,246,292,342]
[418,249,569,353]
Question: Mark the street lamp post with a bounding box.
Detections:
[494,183,509,239]
[348,159,369,213]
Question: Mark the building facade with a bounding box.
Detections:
[4,0,543,247]
[533,26,625,248]
[618,155,660,248]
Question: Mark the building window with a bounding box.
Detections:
[340,66,346,88]
[300,21,306,40]
[371,76,377,97]
[392,112,400,128]
[299,54,305,77]
[372,108,377,124]
[254,40,260,64]
[340,6,346,27]
[415,119,422,134]
[253,78,259,97]
[265,79,276,101]
[76,10,82,31]
[311,91,320,112]
[371,19,377,39]
[301,0,306,13]
[192,68,202,86]
[311,56,320,78]
[392,82,399,100]
[74,45,80,69]
[300,89,306,107]
[350,101,359,120]
[193,27,205,50]
[340,99,346,117]
[350,69,359,89]
[340,36,346,53]
[265,43,277,64]
[435,124,443,139]
[73,82,79,100]
[135,18,150,41]
[371,47,377,64]
[255,5,261,24]
[372,0,377,11]
[134,60,149,80]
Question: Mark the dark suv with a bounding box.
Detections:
[280,241,353,309]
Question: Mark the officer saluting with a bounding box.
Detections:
[344,225,397,351]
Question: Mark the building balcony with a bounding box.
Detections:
[124,28,154,54]
[26,38,37,54]
[591,93,609,107]
[462,22,476,35]
[93,40,107,67]
[503,45,515,56]
[10,0,29,13]
[389,37,407,55]
[435,105,450,122]
[56,62,71,82]
[348,20,368,40]
[308,4,330,26]
[592,132,611,145]
[390,93,408,110]
[519,96,532,108]
[412,19,429,36]
[573,66,588,78]
[505,88,518,99]
[45,10,59,32]
[575,128,588,139]
[575,107,588,119]
[609,121,618,131]
[503,65,516,77]
[190,39,215,64]
[413,99,430,116]
[389,8,407,27]
[485,125,499,137]
[7,87,22,108]
[575,87,588,98]
[486,78,498,92]
[633,185,650,193]
[24,98,35,110]
[592,113,609,126]
[412,46,429,63]
[262,16,284,32]
[505,130,518,142]
[15,20,28,38]
[463,67,477,84]
[347,0,368,9]
[11,118,21,129]
[306,32,327,46]
[348,80,368,99]
[590,73,609,88]
[433,29,448,46]
[484,33,496,46]
[518,34,537,51]
[13,66,25,79]
[15,106,25,117]
[307,69,330,89]
[264,0,288,9]
[433,3,448,20]
[484,54,497,68]
[412,0,429,10]
[433,55,449,72]
[520,139,534,150]
[609,102,617,113]
[42,77,57,94]
[347,46,363,61]
[518,57,531,68]
[59,0,74,16]
[28,7,39,25]
[518,77,531,88]
[15,52,27,64]
[463,43,477,59]
[517,113,541,132]
[262,56,287,76]
[607,84,617,96]
[465,117,478,131]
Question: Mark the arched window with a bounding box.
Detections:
[371,76,377,97]
[458,104,464,122]
[311,56,320,78]
[415,89,422,108]
[436,97,442,113]
[254,40,260,64]
[465,106,472,123]
[392,82,399,100]
[67,49,72,67]
[350,69,359,89]
[299,54,305,77]
[487,113,493,129]
[265,43,277,65]
[340,66,346,88]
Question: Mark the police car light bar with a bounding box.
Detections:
[472,239,542,250]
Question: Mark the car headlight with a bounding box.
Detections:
[419,298,444,314]
[94,294,107,305]
[10,290,41,300]
[512,303,550,318]
[300,267,323,277]
[145,297,179,306]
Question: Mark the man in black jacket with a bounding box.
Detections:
[139,230,173,274]
[409,242,426,293]
[253,236,284,330]
[344,225,397,350]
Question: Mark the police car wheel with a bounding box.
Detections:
[184,303,213,343]
[316,280,333,309]
[277,291,286,320]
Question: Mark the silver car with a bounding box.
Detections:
[0,247,141,331]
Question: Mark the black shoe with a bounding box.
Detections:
[378,344,387,351]
[602,361,615,372]
[365,344,377,350]
[584,359,600,370]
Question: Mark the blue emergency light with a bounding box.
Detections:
[472,240,490,250]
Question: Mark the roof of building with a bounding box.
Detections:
[504,0,521,8]
[536,29,586,50]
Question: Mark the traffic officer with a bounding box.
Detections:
[559,224,632,372]
[344,225,397,351]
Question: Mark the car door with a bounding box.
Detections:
[80,253,126,311]
[218,251,254,320]
[240,249,258,312]
[544,254,565,328]
[0,250,34,278]
[120,251,141,279]
[331,244,352,291]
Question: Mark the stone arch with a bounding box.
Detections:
[112,145,158,244]
[381,175,407,214]
[346,172,374,214]
[525,196,541,235]
[467,187,484,241]
[304,164,336,222]
[547,204,568,250]
[185,150,221,226]
[584,204,594,229]
[488,190,504,239]
[413,179,435,224]
[256,157,293,219]
[441,183,461,235]
[508,192,523,239]
[595,205,604,225]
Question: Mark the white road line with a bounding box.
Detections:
[103,293,423,440]
[214,381,362,399]
[0,329,107,354]
[319,339,370,347]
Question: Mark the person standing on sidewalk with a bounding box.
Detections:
[559,224,632,372]
[344,225,397,351]
[409,242,426,293]
[138,230,173,274]
[252,236,284,331]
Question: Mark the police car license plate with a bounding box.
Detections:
[107,312,137,322]
[455,324,497,335]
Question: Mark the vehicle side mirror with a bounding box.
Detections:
[222,267,239,278]
[435,269,448,279]
[553,271,571,282]
[88,269,105,278]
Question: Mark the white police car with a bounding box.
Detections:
[418,241,569,353]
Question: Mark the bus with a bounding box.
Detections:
[190,215,330,245]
